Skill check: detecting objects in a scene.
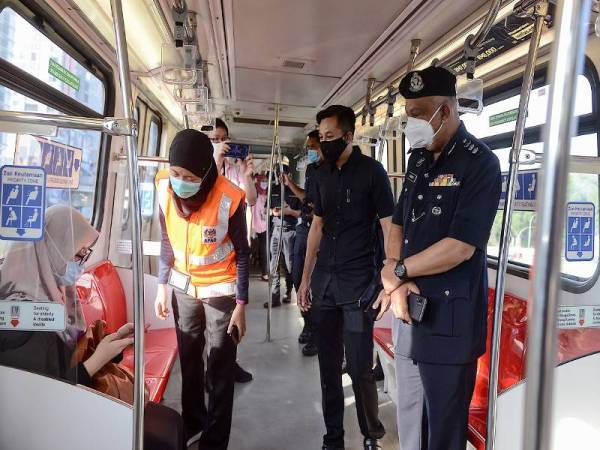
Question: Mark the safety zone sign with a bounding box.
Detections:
[0,165,46,241]
[0,301,66,331]
[557,305,600,329]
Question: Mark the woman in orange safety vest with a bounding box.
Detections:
[154,129,250,450]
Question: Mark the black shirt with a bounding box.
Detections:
[300,162,321,226]
[392,122,501,364]
[271,185,301,228]
[312,147,395,305]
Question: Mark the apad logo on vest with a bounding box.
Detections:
[203,226,218,244]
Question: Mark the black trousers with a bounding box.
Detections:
[257,231,268,276]
[312,285,385,447]
[172,291,237,450]
[144,402,185,450]
[270,226,295,301]
[292,224,313,330]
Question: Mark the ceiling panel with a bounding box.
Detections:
[233,0,413,78]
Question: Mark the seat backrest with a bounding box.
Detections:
[76,260,127,333]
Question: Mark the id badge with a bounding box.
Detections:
[168,269,191,293]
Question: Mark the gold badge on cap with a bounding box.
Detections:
[409,72,424,93]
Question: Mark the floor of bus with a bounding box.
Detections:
[160,273,399,450]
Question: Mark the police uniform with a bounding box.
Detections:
[392,68,501,450]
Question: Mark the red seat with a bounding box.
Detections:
[373,328,394,358]
[77,260,178,403]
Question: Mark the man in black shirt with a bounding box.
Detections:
[298,105,395,450]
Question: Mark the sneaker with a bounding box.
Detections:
[302,342,318,357]
[234,362,253,383]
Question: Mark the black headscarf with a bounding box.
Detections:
[169,129,218,217]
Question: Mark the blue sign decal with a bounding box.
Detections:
[0,166,46,241]
[37,137,82,189]
[566,202,595,262]
[498,169,537,211]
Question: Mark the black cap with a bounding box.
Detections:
[399,67,457,99]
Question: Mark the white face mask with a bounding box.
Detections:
[404,104,444,149]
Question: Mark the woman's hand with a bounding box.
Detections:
[154,284,169,320]
[228,304,246,343]
[83,331,134,377]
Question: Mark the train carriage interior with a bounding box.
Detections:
[1,0,600,449]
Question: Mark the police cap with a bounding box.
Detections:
[399,66,457,99]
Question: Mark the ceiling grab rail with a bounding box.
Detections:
[265,104,282,342]
[109,0,146,448]
[485,3,549,450]
[523,1,591,450]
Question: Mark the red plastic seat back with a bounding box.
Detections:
[76,261,128,333]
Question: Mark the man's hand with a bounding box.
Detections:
[154,284,169,320]
[371,290,391,321]
[297,280,312,312]
[227,304,246,343]
[391,281,420,324]
[272,207,281,217]
[381,259,402,294]
[280,172,290,186]
[239,154,254,178]
[282,203,298,217]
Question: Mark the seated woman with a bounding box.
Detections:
[0,204,184,450]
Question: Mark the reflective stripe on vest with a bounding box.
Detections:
[172,240,234,266]
[186,281,236,298]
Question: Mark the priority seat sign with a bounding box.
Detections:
[566,202,595,262]
[0,165,46,241]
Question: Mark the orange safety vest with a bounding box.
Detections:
[155,169,245,298]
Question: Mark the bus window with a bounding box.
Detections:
[0,7,106,114]
[0,86,102,223]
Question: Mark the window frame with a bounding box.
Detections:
[481,58,600,293]
[0,0,115,229]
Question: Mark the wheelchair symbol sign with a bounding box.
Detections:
[566,202,595,262]
[0,166,46,241]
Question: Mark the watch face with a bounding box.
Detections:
[395,263,406,279]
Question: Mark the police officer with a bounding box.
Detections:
[380,67,501,450]
[282,130,323,356]
[298,105,394,450]
[265,157,301,308]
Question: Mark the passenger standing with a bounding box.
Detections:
[380,67,501,450]
[154,130,250,450]
[282,130,323,356]
[265,158,301,308]
[252,173,269,281]
[209,118,254,384]
[298,105,394,450]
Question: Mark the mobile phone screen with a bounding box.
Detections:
[224,143,249,160]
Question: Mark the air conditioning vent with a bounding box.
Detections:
[282,59,306,69]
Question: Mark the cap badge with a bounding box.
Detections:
[409,73,424,92]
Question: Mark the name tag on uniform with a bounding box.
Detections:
[168,269,190,292]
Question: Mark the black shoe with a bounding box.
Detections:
[264,301,282,308]
[363,438,381,450]
[234,363,253,383]
[185,428,202,447]
[298,325,310,344]
[302,342,318,357]
[282,293,292,304]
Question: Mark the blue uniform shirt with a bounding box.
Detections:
[393,122,501,364]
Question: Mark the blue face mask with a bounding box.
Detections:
[170,176,202,199]
[56,261,85,286]
[307,149,320,163]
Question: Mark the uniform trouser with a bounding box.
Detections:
[172,291,237,450]
[270,226,295,301]
[257,231,268,276]
[312,285,386,447]
[292,224,312,331]
[395,355,477,450]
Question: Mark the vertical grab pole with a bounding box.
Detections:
[485,4,547,450]
[523,1,591,450]
[109,1,145,449]
[266,104,280,341]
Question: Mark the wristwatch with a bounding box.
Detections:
[394,261,409,281]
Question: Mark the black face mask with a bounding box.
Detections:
[321,137,348,164]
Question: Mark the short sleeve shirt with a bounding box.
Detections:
[312,147,395,305]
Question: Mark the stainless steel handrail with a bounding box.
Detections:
[0,111,136,135]
[486,4,547,450]
[523,2,591,450]
[109,1,146,449]
[265,105,281,342]
[468,0,504,49]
